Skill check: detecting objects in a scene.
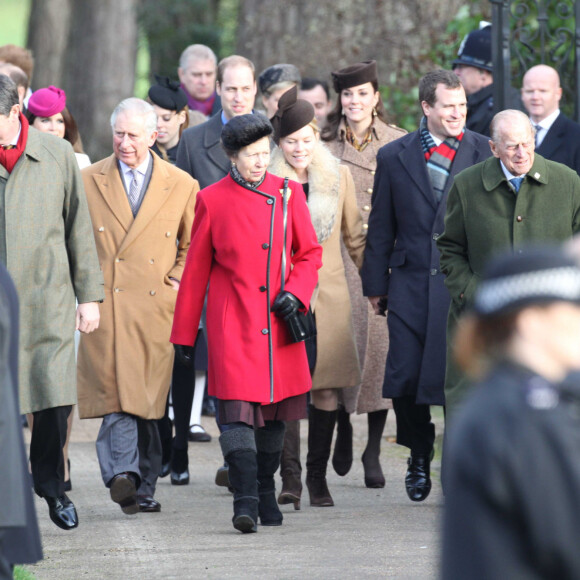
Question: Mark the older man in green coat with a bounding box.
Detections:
[438,109,580,423]
[0,76,104,530]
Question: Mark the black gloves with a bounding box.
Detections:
[174,344,195,367]
[272,291,302,319]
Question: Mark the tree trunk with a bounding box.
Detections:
[62,0,139,161]
[26,0,72,90]
[138,0,221,84]
[236,0,466,102]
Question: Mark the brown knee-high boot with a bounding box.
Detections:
[278,419,302,510]
[306,405,337,507]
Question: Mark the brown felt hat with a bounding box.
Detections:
[270,86,315,143]
[331,60,378,92]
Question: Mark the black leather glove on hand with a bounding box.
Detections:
[174,344,195,367]
[272,291,302,320]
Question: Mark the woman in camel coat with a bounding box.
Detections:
[323,60,406,487]
[269,87,365,507]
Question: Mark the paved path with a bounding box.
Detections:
[23,410,444,579]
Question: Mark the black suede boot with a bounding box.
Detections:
[255,420,285,526]
[362,410,388,488]
[219,428,258,533]
[278,419,302,510]
[306,405,337,507]
[332,405,353,476]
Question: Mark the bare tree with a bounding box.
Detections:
[62,0,139,161]
[26,0,72,89]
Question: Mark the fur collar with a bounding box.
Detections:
[269,142,340,243]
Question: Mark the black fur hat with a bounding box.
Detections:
[221,114,273,156]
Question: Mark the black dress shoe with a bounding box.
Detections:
[188,424,212,442]
[45,494,78,530]
[137,495,161,512]
[159,462,171,478]
[110,472,139,514]
[405,451,433,502]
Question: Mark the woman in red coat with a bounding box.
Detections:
[171,114,322,533]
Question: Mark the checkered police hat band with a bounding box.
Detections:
[475,267,580,314]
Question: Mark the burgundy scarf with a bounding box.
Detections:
[0,113,28,173]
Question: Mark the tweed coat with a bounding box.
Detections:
[170,172,322,404]
[361,129,492,406]
[438,154,580,421]
[269,143,365,390]
[326,118,405,413]
[77,152,198,420]
[0,263,42,565]
[0,128,104,413]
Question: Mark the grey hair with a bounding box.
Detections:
[179,44,217,70]
[110,98,157,136]
[490,109,535,144]
[0,74,19,115]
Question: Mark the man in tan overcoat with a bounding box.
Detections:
[0,75,103,532]
[78,98,199,515]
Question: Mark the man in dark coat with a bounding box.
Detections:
[360,70,491,502]
[0,263,42,577]
[438,109,580,424]
[176,55,257,189]
[452,25,522,137]
[522,64,580,175]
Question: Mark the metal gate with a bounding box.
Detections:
[491,0,580,120]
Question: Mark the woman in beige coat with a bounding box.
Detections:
[323,61,406,487]
[269,87,365,507]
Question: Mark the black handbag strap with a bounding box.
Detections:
[280,177,289,293]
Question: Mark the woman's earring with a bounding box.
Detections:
[341,108,346,116]
[232,161,236,167]
[372,107,378,117]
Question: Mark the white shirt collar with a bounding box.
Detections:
[9,122,21,147]
[533,108,560,131]
[500,160,526,181]
[118,154,150,177]
[429,132,443,147]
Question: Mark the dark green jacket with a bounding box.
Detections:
[437,154,580,420]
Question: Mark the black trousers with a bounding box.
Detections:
[392,396,435,454]
[30,405,72,498]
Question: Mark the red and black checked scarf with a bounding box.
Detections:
[419,116,464,203]
[0,113,28,173]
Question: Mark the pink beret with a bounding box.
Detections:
[28,85,67,117]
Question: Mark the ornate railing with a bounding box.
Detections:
[491,0,580,120]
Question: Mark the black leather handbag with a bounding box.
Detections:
[280,177,317,344]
